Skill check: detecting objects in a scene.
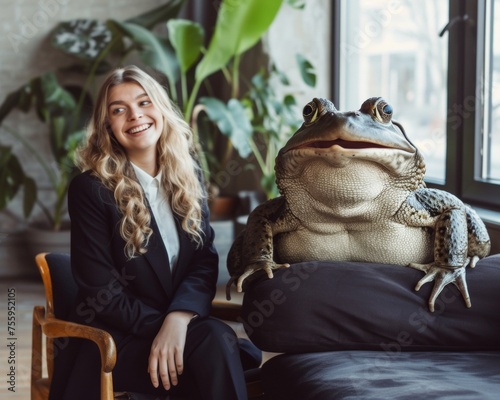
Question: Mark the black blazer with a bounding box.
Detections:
[67,170,218,341]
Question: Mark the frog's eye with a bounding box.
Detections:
[373,99,393,124]
[303,101,319,124]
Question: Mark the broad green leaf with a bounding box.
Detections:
[296,53,316,87]
[126,0,186,28]
[65,129,86,153]
[0,147,26,210]
[107,20,179,85]
[0,83,37,123]
[200,97,253,158]
[51,19,113,61]
[38,73,77,117]
[63,129,86,169]
[0,73,75,125]
[167,19,204,73]
[195,0,283,82]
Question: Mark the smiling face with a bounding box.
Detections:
[275,97,426,209]
[107,81,164,171]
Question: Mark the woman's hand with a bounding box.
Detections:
[148,311,194,390]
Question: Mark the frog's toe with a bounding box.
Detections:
[236,269,259,293]
[225,276,237,300]
[427,267,471,311]
[408,262,432,273]
[409,263,471,312]
[408,262,437,291]
[452,270,471,308]
[426,270,461,312]
[469,255,480,268]
[234,261,289,293]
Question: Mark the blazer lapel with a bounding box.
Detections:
[172,216,193,288]
[143,212,174,298]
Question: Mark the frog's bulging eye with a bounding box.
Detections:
[373,99,393,124]
[303,101,319,124]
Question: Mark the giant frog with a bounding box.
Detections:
[227,97,491,312]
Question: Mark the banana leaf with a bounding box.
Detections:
[199,97,253,159]
[167,19,204,74]
[195,0,283,83]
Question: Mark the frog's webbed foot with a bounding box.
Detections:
[225,260,290,300]
[409,260,472,312]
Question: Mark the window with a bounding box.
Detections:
[461,0,500,207]
[334,0,500,210]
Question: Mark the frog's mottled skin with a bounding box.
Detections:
[227,97,491,311]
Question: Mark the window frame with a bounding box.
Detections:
[332,0,500,212]
[460,0,500,209]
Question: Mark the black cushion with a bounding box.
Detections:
[241,255,500,352]
[45,253,78,319]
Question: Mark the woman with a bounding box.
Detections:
[50,65,250,399]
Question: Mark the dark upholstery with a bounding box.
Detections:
[45,253,78,319]
[262,351,500,400]
[242,255,500,352]
[240,255,500,399]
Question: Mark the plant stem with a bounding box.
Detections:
[181,73,188,111]
[231,54,241,98]
[184,79,202,123]
[247,137,266,173]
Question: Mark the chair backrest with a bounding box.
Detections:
[34,253,117,400]
[35,252,78,320]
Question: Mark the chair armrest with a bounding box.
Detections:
[33,305,116,373]
[211,299,242,322]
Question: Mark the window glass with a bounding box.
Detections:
[339,0,449,183]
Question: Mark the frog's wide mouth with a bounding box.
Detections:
[288,139,394,151]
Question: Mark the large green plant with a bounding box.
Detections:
[45,0,285,190]
[0,1,185,230]
[0,73,89,230]
[104,0,285,186]
[201,59,316,199]
[0,0,306,226]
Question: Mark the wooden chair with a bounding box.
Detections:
[31,252,263,400]
[31,252,116,400]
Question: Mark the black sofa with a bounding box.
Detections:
[241,255,500,399]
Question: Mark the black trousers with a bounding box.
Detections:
[49,317,248,400]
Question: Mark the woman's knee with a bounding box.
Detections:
[187,317,240,357]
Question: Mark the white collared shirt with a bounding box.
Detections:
[131,163,180,270]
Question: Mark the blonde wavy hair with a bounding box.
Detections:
[77,65,205,258]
